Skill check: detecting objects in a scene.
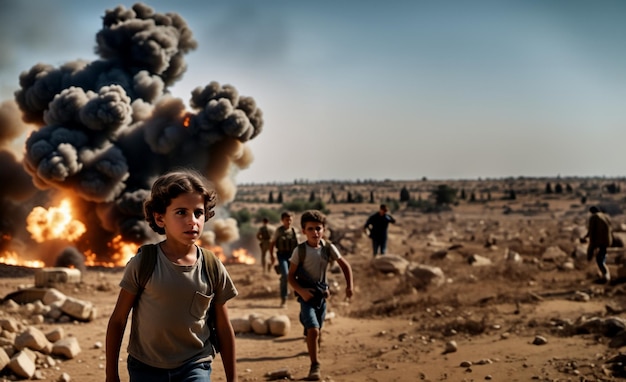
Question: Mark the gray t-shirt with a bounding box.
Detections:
[120,244,238,369]
[289,239,341,282]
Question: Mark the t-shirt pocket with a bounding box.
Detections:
[190,291,214,320]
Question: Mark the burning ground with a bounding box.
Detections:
[0,3,263,267]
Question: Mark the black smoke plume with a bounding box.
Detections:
[3,3,263,263]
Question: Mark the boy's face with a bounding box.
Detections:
[281,216,293,228]
[154,192,205,246]
[303,221,324,245]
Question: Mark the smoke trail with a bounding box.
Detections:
[5,3,264,262]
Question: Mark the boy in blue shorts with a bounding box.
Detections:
[288,210,353,381]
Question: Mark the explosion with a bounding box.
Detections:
[26,199,86,243]
[0,3,264,266]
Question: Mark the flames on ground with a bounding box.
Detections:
[0,198,256,268]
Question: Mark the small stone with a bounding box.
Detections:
[532,335,548,345]
[460,361,472,367]
[443,340,457,354]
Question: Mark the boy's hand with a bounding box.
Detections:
[345,287,353,300]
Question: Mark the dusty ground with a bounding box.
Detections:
[2,182,626,381]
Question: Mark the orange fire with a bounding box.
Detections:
[208,246,256,264]
[230,248,256,264]
[183,115,191,128]
[84,235,139,267]
[0,251,45,268]
[26,198,86,243]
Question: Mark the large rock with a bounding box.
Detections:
[542,246,568,262]
[371,254,409,275]
[405,264,445,290]
[0,347,9,371]
[8,351,36,379]
[60,297,95,321]
[231,317,252,334]
[267,315,291,337]
[52,337,81,359]
[15,327,52,354]
[468,254,492,266]
[249,315,269,335]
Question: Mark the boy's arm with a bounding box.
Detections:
[105,289,136,382]
[336,257,354,299]
[215,303,238,382]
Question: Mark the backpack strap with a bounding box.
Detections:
[137,244,158,294]
[199,247,220,292]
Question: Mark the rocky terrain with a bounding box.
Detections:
[2,177,626,381]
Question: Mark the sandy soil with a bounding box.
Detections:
[2,186,626,382]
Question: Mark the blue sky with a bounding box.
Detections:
[1,0,625,184]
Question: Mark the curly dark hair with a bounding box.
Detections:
[300,209,326,229]
[144,170,217,235]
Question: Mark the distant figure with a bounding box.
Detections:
[583,206,613,283]
[256,218,273,273]
[288,210,353,381]
[363,204,396,256]
[270,211,299,306]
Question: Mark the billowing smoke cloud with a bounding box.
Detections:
[4,3,264,262]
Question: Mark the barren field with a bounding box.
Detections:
[2,178,626,381]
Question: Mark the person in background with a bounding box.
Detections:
[269,211,299,307]
[288,210,353,381]
[363,204,396,256]
[582,205,613,283]
[256,217,273,273]
[106,170,238,382]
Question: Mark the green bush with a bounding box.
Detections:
[254,208,281,224]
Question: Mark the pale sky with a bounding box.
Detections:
[1,0,625,184]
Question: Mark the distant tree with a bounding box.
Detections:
[581,195,587,204]
[231,208,251,225]
[277,191,283,204]
[432,184,457,206]
[487,191,492,201]
[309,191,316,202]
[460,189,466,200]
[554,183,563,193]
[347,191,353,203]
[353,192,365,203]
[470,191,476,202]
[400,186,410,202]
[566,183,573,193]
[268,191,274,204]
[545,182,553,194]
[329,192,337,203]
[509,189,516,200]
[606,183,620,194]
[370,191,375,203]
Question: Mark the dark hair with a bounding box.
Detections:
[589,206,600,214]
[262,217,269,223]
[281,211,293,220]
[144,170,217,235]
[300,210,326,229]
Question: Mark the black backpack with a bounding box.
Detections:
[136,244,222,353]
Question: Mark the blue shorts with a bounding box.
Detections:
[299,298,326,330]
[128,355,212,382]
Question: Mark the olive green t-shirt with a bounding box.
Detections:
[120,244,237,369]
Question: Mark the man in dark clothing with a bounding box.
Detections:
[363,204,396,256]
[583,206,613,283]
